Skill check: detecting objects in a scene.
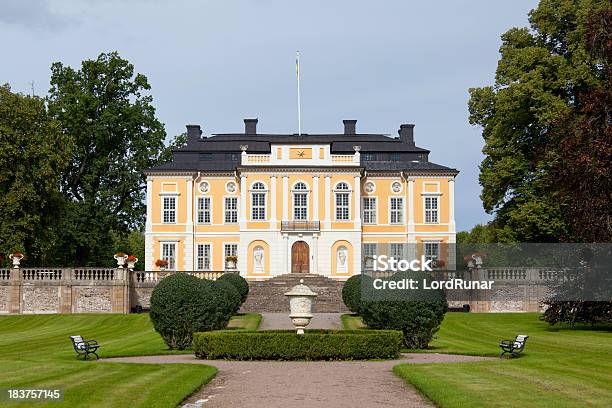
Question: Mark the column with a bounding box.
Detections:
[407,178,415,233]
[313,234,319,274]
[407,178,416,261]
[284,234,290,273]
[282,176,289,221]
[353,175,361,227]
[324,175,331,229]
[145,178,153,270]
[270,176,277,229]
[185,178,194,271]
[240,175,247,225]
[312,175,319,221]
[448,178,456,232]
[448,178,457,271]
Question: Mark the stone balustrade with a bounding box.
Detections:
[0,267,238,314]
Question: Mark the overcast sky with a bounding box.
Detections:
[0,0,538,231]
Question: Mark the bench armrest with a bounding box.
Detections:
[84,340,98,345]
[499,340,513,346]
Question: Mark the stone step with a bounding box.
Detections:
[241,273,349,313]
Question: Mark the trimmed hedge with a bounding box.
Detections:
[216,279,242,314]
[360,270,447,349]
[341,274,373,313]
[217,273,249,304]
[149,273,234,349]
[193,329,402,360]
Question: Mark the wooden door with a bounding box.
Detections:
[291,241,310,273]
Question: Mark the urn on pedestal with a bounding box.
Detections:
[284,279,318,334]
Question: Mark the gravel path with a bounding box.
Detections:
[258,312,343,330]
[105,353,492,408]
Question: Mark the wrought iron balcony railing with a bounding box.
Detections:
[281,220,320,232]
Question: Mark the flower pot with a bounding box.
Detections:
[114,254,127,268]
[9,253,23,269]
[127,258,138,270]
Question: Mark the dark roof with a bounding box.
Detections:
[146,132,458,174]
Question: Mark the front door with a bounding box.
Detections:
[291,241,309,273]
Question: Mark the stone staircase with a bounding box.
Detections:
[241,274,349,313]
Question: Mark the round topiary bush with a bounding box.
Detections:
[360,271,447,349]
[342,274,364,313]
[217,273,249,304]
[149,273,234,349]
[216,279,241,314]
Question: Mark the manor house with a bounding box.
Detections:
[144,119,458,279]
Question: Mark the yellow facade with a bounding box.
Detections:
[145,125,457,280]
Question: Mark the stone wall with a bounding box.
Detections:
[0,268,132,314]
[0,267,556,314]
[0,268,226,314]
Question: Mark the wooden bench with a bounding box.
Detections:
[499,334,528,359]
[70,335,100,360]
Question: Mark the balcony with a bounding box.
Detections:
[281,220,320,232]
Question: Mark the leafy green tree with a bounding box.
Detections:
[543,7,611,242]
[468,0,609,243]
[47,52,168,265]
[0,84,73,264]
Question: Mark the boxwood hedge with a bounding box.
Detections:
[193,329,402,360]
[149,273,234,349]
[217,273,249,304]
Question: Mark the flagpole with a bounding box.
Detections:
[296,50,302,136]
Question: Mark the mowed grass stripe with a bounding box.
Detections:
[393,313,612,408]
[0,314,217,408]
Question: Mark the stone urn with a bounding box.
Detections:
[9,252,24,269]
[284,279,318,334]
[126,256,138,270]
[114,253,127,269]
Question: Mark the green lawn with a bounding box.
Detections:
[392,313,612,408]
[341,313,366,330]
[0,313,259,408]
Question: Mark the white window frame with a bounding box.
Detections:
[197,243,212,271]
[292,182,309,221]
[224,196,238,224]
[161,242,177,270]
[390,243,404,259]
[424,242,440,262]
[389,197,404,224]
[362,197,377,224]
[162,196,177,224]
[424,195,439,224]
[363,243,377,270]
[250,182,267,221]
[197,197,212,224]
[223,243,238,269]
[334,182,351,221]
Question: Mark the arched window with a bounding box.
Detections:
[293,182,308,220]
[251,182,266,220]
[334,182,350,221]
[336,182,349,190]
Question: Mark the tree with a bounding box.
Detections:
[0,84,73,264]
[468,0,610,243]
[47,52,168,265]
[544,7,612,242]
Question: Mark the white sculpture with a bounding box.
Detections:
[284,279,318,334]
[337,246,348,273]
[253,246,264,273]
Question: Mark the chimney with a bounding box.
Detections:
[398,124,415,146]
[186,124,202,142]
[244,118,258,134]
[343,119,357,135]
